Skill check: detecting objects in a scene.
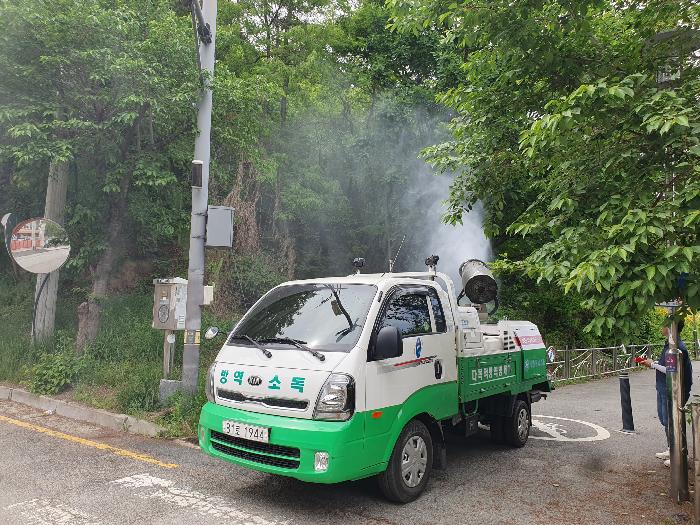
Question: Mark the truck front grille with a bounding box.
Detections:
[217,389,308,411]
[210,430,301,470]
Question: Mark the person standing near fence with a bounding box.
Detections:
[642,319,692,466]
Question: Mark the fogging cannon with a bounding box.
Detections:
[458,259,498,316]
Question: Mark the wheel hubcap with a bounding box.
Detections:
[401,435,428,488]
[517,408,529,441]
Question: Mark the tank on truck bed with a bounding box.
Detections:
[458,307,550,402]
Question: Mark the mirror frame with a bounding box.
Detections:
[9,217,70,274]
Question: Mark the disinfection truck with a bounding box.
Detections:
[198,258,552,502]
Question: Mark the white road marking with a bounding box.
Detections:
[111,473,290,524]
[3,498,102,525]
[531,415,611,442]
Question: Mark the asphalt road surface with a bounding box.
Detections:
[11,246,70,273]
[1,368,697,525]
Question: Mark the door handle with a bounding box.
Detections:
[434,359,443,380]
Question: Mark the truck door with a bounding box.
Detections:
[364,285,458,459]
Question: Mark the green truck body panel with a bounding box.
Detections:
[199,381,458,483]
[197,274,554,485]
[363,381,458,467]
[199,401,373,483]
[199,367,553,484]
[458,348,551,402]
[522,347,549,381]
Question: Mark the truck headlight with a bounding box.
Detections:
[205,363,216,403]
[313,373,355,421]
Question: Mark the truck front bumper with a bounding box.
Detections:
[198,402,378,483]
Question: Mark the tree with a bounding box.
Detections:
[512,71,699,335]
[0,0,199,350]
[388,0,700,337]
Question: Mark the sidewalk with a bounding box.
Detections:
[520,364,699,524]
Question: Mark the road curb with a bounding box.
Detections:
[4,386,165,438]
[0,385,12,400]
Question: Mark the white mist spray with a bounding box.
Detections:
[406,166,492,286]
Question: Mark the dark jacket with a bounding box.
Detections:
[656,339,693,404]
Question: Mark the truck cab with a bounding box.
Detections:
[198,265,552,502]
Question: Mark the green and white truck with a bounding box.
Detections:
[198,258,552,502]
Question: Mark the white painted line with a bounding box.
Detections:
[111,473,290,524]
[531,415,611,442]
[3,498,102,525]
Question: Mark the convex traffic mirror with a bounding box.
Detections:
[10,218,70,274]
[204,326,220,340]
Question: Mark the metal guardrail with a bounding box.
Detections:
[546,343,666,383]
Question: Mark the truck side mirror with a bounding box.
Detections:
[374,326,402,361]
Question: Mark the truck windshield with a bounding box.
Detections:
[229,283,377,352]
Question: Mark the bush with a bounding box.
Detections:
[115,365,161,414]
[28,351,80,395]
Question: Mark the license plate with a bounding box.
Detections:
[222,420,269,443]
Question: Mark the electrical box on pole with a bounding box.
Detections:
[206,206,234,247]
[152,278,188,331]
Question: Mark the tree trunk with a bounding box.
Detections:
[75,174,129,354]
[75,114,141,354]
[33,158,69,343]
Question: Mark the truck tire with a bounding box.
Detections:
[503,400,530,448]
[377,419,433,503]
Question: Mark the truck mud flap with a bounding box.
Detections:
[464,413,479,438]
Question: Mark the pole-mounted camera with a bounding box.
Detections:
[425,255,440,270]
[352,258,365,274]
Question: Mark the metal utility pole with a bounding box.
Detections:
[667,317,689,502]
[183,0,217,394]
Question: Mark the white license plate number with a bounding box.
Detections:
[222,420,269,443]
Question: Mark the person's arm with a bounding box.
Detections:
[642,358,666,373]
[652,362,666,374]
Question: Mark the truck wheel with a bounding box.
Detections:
[504,400,530,448]
[378,419,433,503]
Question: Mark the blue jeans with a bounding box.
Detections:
[657,389,670,447]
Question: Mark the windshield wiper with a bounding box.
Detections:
[259,337,325,361]
[335,319,359,342]
[229,334,272,358]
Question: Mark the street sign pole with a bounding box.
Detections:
[183,0,217,394]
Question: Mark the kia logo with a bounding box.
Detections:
[248,376,262,386]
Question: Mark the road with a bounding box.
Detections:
[11,246,70,273]
[0,368,696,525]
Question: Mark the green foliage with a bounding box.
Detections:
[0,0,199,284]
[216,253,288,310]
[159,388,208,437]
[389,0,700,337]
[511,72,700,335]
[115,366,161,414]
[28,345,80,395]
[5,0,696,430]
